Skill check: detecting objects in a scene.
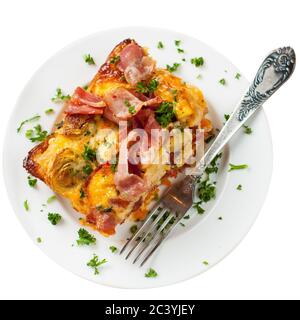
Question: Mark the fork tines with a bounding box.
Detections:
[120,204,177,267]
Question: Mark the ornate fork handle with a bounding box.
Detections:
[193,47,296,176]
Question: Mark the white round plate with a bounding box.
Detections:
[3,27,273,288]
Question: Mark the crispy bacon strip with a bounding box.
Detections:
[117,43,155,85]
[103,87,162,122]
[114,124,148,202]
[86,209,117,236]
[65,87,106,115]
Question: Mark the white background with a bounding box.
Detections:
[0,0,299,300]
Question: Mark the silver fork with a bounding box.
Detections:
[120,47,296,267]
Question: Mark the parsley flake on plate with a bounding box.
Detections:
[45,108,54,115]
[77,228,96,246]
[166,63,181,73]
[27,176,37,187]
[237,184,242,191]
[25,125,48,142]
[202,260,209,266]
[243,125,252,134]
[109,246,118,253]
[235,72,241,79]
[219,78,226,85]
[145,268,158,278]
[47,195,56,204]
[228,163,248,172]
[48,213,62,225]
[157,41,164,49]
[191,57,204,67]
[24,200,29,211]
[51,88,70,103]
[193,202,205,215]
[83,54,95,65]
[175,40,181,47]
[87,254,107,275]
[198,179,216,203]
[224,114,230,121]
[17,115,40,133]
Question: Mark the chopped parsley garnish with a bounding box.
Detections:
[219,78,226,85]
[83,54,95,65]
[82,144,96,162]
[155,101,176,127]
[124,100,136,115]
[166,63,181,73]
[224,114,230,121]
[82,84,89,90]
[157,41,164,49]
[205,153,222,175]
[110,55,120,64]
[17,115,40,133]
[80,188,85,199]
[235,73,241,79]
[130,225,138,235]
[191,57,204,67]
[84,130,91,136]
[48,213,62,225]
[170,88,178,102]
[27,176,37,187]
[182,58,186,62]
[47,195,56,204]
[177,48,184,53]
[45,108,54,115]
[110,161,118,173]
[96,206,112,213]
[25,125,48,142]
[83,163,93,176]
[202,260,209,266]
[175,40,181,47]
[198,179,216,203]
[77,228,96,246]
[196,74,202,79]
[243,125,252,134]
[55,120,64,129]
[218,216,223,220]
[51,88,70,103]
[228,163,248,172]
[36,237,42,243]
[193,202,205,214]
[24,200,29,211]
[136,79,159,94]
[87,254,107,275]
[145,268,158,278]
[237,184,242,190]
[109,246,118,253]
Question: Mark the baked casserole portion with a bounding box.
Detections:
[24,39,212,236]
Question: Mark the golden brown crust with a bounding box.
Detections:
[23,134,54,181]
